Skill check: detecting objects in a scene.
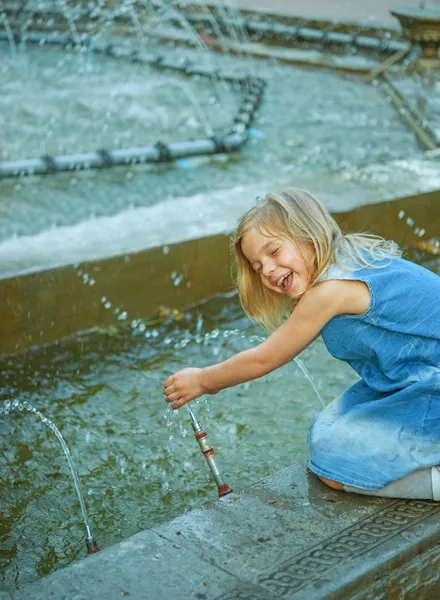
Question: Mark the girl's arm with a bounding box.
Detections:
[164,279,368,409]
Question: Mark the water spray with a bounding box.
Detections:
[187,405,232,497]
[1,399,100,555]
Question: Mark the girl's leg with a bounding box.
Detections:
[317,475,344,490]
[341,467,439,500]
[310,380,440,499]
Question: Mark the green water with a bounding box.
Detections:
[0,291,358,590]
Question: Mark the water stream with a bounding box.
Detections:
[0,399,97,548]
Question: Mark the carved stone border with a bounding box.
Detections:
[217,499,440,599]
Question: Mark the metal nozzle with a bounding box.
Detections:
[187,405,232,497]
[187,405,201,431]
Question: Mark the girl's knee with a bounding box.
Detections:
[317,475,344,491]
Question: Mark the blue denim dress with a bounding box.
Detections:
[308,256,440,489]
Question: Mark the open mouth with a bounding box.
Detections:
[277,271,293,291]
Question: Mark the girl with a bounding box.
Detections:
[164,188,440,500]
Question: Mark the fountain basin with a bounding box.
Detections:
[1,187,440,356]
[2,187,440,594]
[1,3,440,596]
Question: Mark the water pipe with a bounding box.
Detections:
[0,136,245,178]
[187,405,232,497]
[2,3,408,57]
[0,29,267,178]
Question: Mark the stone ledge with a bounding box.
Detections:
[9,461,440,599]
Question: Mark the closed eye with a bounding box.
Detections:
[271,248,279,256]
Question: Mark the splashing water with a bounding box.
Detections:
[294,357,326,408]
[1,12,17,54]
[1,398,96,546]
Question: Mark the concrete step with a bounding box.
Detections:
[10,460,440,599]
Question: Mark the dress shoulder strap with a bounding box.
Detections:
[318,262,351,282]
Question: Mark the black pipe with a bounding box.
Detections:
[0,28,266,178]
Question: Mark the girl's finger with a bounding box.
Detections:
[164,384,176,395]
[171,397,187,410]
[166,392,182,402]
[164,392,178,403]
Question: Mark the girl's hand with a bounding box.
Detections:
[164,368,215,410]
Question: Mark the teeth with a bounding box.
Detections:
[277,272,290,286]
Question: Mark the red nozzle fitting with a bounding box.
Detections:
[86,537,101,554]
[218,483,233,497]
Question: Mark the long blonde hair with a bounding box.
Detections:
[231,188,401,331]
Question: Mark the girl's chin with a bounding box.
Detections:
[272,286,297,297]
[285,284,306,298]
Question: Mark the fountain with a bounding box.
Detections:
[1,0,440,598]
[1,399,100,554]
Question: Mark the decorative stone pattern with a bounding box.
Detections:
[258,500,439,596]
[216,500,440,599]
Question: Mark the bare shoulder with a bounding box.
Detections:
[303,279,370,317]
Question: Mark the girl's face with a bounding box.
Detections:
[241,227,316,298]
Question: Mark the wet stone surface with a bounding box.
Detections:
[9,461,440,600]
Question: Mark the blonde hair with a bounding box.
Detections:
[231,188,401,331]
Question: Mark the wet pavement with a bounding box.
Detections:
[10,461,440,599]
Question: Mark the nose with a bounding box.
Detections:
[261,259,275,278]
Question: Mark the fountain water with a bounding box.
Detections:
[73,260,326,492]
[0,12,17,53]
[0,275,348,589]
[0,398,100,555]
[1,0,440,593]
